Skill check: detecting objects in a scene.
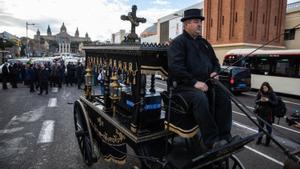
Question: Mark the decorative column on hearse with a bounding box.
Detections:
[85,60,93,100]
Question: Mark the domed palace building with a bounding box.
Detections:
[34,23,91,55]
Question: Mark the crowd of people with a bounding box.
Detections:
[1,59,85,94]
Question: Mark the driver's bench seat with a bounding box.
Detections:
[161,91,199,138]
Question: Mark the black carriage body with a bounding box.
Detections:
[84,44,168,133]
[74,43,258,169]
[80,43,169,165]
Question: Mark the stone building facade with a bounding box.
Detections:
[34,23,91,55]
[284,1,300,49]
[204,0,287,61]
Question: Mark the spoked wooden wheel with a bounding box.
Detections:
[74,100,97,166]
[206,155,245,169]
[226,155,245,169]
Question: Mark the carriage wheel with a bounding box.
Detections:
[74,100,97,166]
[226,155,245,169]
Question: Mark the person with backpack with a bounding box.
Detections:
[272,96,287,124]
[255,82,278,146]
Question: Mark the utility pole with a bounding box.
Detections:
[26,22,35,57]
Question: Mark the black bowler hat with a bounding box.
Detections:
[181,8,205,22]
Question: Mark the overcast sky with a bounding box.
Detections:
[0,0,299,41]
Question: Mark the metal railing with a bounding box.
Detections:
[287,1,300,9]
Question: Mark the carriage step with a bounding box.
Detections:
[75,130,88,137]
[166,133,259,169]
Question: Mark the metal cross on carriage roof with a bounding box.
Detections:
[121,5,146,43]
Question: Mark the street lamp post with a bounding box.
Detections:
[26,22,35,57]
[1,38,6,63]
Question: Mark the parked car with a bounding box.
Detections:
[219,66,251,94]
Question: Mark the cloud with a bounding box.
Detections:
[0,0,177,41]
[0,14,24,27]
[152,0,170,5]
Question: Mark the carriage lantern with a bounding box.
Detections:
[110,72,121,99]
[110,72,121,115]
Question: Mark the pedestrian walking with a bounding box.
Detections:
[254,82,278,146]
[25,64,35,92]
[76,62,84,89]
[2,62,9,89]
[38,64,49,95]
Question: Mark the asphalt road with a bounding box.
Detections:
[0,81,299,169]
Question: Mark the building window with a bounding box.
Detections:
[262,14,265,24]
[250,11,252,22]
[222,16,224,25]
[211,18,213,27]
[160,21,169,43]
[235,12,238,23]
[274,16,277,26]
[284,28,296,40]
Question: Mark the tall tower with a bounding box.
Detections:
[47,25,52,36]
[204,0,287,58]
[36,29,40,36]
[60,22,67,33]
[75,27,79,37]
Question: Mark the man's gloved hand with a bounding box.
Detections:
[194,81,208,92]
[210,72,219,80]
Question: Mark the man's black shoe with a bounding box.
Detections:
[228,135,242,144]
[212,139,228,149]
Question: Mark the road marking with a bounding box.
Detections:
[48,98,57,107]
[51,87,58,93]
[5,115,17,128]
[233,111,300,134]
[2,107,45,130]
[243,93,300,106]
[272,123,300,134]
[232,103,254,110]
[283,100,300,106]
[233,121,300,149]
[233,121,257,133]
[244,146,284,166]
[0,127,24,134]
[37,120,55,143]
[150,81,300,134]
[155,82,300,106]
[16,107,45,123]
[233,111,256,119]
[243,93,256,97]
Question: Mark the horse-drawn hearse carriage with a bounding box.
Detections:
[74,42,258,169]
[73,5,300,169]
